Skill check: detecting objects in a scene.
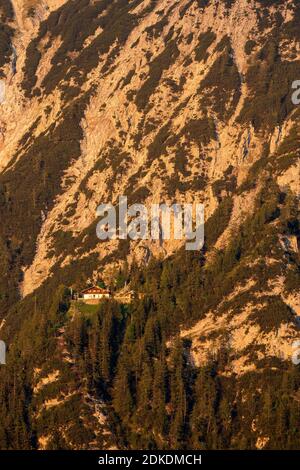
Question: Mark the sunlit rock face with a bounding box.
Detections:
[0,0,299,450]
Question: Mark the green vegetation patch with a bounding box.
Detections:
[251,296,294,332]
[0,0,14,77]
[135,40,180,111]
[194,30,216,62]
[198,36,241,120]
[238,35,300,131]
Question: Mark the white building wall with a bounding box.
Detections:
[83,293,110,299]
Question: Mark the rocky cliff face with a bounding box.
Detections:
[0,0,299,450]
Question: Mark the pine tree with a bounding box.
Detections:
[152,350,168,438]
[113,355,133,421]
[169,340,187,448]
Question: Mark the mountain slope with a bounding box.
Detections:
[0,0,299,450]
